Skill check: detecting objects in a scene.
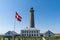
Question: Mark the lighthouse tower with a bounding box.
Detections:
[30,8,35,28]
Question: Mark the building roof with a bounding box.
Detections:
[5,31,17,34]
[5,31,18,36]
[45,30,54,35]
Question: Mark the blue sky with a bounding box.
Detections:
[0,0,60,34]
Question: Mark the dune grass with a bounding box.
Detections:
[0,37,60,40]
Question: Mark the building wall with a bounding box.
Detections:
[21,30,40,37]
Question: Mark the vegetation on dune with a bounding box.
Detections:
[0,37,60,40]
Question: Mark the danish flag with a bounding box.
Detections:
[15,12,22,22]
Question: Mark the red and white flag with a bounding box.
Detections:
[15,12,22,22]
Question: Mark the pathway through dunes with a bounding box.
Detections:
[42,37,46,40]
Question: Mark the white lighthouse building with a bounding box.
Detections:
[21,28,40,37]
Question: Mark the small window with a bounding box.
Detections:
[25,30,26,33]
[49,34,51,37]
[49,32,50,34]
[34,31,35,33]
[22,31,24,33]
[22,34,24,36]
[27,31,28,33]
[29,34,31,37]
[25,34,26,36]
[37,34,38,36]
[34,34,36,36]
[32,31,33,33]
[27,34,28,36]
[37,31,38,33]
[32,34,33,36]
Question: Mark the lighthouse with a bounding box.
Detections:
[21,8,40,37]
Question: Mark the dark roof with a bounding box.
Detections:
[45,30,54,34]
[5,31,18,35]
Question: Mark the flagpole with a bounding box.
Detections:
[13,14,16,40]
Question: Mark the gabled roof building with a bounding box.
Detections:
[44,30,55,37]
